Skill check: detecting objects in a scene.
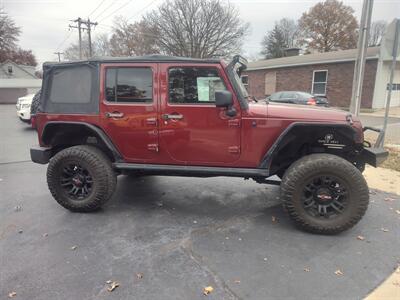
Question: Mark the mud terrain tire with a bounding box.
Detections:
[281,154,369,234]
[47,145,116,212]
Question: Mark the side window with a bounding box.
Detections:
[269,92,281,101]
[168,67,227,104]
[280,92,295,99]
[312,70,328,95]
[105,67,152,103]
[50,66,91,103]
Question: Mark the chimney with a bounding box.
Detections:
[284,48,301,57]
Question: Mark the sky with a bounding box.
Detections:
[1,0,400,67]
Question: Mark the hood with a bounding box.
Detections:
[17,94,35,103]
[267,102,353,122]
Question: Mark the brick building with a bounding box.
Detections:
[243,46,400,109]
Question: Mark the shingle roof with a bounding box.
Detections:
[247,47,380,71]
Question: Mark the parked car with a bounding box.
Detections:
[16,93,35,123]
[30,55,387,234]
[267,91,329,106]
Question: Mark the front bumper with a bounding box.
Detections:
[17,108,31,121]
[360,147,388,167]
[30,146,52,164]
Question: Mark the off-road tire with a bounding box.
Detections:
[281,154,369,234]
[47,145,117,212]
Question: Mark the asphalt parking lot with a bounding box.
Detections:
[0,104,399,300]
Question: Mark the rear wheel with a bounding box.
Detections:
[47,145,116,212]
[280,154,369,234]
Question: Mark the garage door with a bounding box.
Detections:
[0,88,28,104]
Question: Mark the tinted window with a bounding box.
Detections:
[269,92,281,100]
[50,66,91,103]
[169,67,226,104]
[106,68,152,103]
[280,92,296,99]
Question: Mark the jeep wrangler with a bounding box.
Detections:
[31,55,388,234]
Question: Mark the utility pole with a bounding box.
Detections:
[69,18,83,59]
[349,0,374,116]
[84,18,98,57]
[376,19,400,148]
[54,52,64,62]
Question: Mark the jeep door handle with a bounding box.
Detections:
[106,111,124,119]
[162,113,183,120]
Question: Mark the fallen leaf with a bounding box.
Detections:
[107,281,120,292]
[106,280,112,284]
[14,205,22,212]
[18,229,23,234]
[203,286,214,295]
[263,257,268,262]
[225,236,229,240]
[8,292,17,298]
[70,245,78,250]
[136,273,143,279]
[396,210,400,215]
[381,228,389,232]
[304,267,310,272]
[335,269,344,276]
[43,233,48,237]
[234,279,240,284]
[357,235,365,241]
[193,220,198,224]
[271,216,278,223]
[384,197,395,202]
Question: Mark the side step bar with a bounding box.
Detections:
[113,162,269,178]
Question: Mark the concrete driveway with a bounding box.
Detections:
[0,104,399,299]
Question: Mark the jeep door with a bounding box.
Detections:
[159,63,241,165]
[99,63,159,162]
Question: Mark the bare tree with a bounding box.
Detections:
[93,33,111,56]
[144,0,249,58]
[109,18,159,56]
[64,34,113,60]
[0,9,20,52]
[299,0,358,52]
[278,18,300,48]
[0,9,37,66]
[368,20,387,46]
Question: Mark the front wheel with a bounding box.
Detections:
[280,154,369,234]
[47,145,117,212]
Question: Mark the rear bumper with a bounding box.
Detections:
[360,147,389,167]
[30,146,52,164]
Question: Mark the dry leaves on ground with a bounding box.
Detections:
[107,281,120,292]
[334,269,344,276]
[357,235,365,241]
[136,273,143,279]
[271,216,278,223]
[203,286,214,295]
[8,292,17,298]
[381,228,389,232]
[70,245,78,250]
[234,279,241,284]
[304,267,310,272]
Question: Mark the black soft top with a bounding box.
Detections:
[43,55,222,67]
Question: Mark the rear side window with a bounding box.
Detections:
[105,67,153,103]
[50,66,91,103]
[168,67,226,104]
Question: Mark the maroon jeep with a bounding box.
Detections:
[30,55,388,234]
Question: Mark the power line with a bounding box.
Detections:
[126,0,158,21]
[55,30,72,51]
[92,0,118,21]
[88,0,107,18]
[97,0,133,23]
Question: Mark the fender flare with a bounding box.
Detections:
[258,122,359,169]
[42,121,123,162]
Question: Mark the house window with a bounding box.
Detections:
[7,66,13,74]
[312,70,328,95]
[241,75,249,86]
[387,83,400,91]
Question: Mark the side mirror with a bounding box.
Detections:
[215,90,233,108]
